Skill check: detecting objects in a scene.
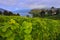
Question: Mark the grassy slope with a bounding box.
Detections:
[0,16,60,40]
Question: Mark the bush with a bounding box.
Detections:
[0,16,60,40]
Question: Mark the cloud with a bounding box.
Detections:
[0,0,16,6]
[0,0,60,11]
[29,5,47,9]
[0,0,59,6]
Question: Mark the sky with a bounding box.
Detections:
[0,0,60,11]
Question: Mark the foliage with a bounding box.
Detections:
[0,11,2,15]
[29,7,60,18]
[29,9,41,17]
[0,16,60,40]
[0,10,20,16]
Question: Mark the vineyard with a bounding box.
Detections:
[0,16,60,40]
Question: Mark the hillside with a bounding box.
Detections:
[0,16,60,40]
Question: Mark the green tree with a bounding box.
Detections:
[0,11,2,15]
[3,10,8,16]
[51,6,55,9]
[17,13,20,16]
[56,9,60,15]
[40,10,45,17]
[26,15,30,17]
[29,9,41,17]
[8,11,13,16]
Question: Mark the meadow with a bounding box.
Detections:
[0,16,60,40]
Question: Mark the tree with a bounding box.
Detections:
[13,14,17,16]
[17,13,20,16]
[56,9,60,15]
[8,11,13,16]
[40,10,45,17]
[51,7,55,9]
[0,11,2,15]
[3,10,8,16]
[56,8,60,18]
[26,15,29,17]
[48,10,52,16]
[29,9,41,17]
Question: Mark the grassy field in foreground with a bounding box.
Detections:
[0,16,60,40]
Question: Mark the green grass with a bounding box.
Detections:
[0,16,60,40]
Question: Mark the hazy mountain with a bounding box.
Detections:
[0,8,10,12]
[0,8,31,16]
[12,8,51,16]
[0,8,6,12]
[13,9,31,13]
[1,7,60,16]
[13,9,31,16]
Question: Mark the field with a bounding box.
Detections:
[0,16,60,40]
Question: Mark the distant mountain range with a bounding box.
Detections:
[0,8,6,12]
[0,8,31,16]
[13,9,31,13]
[0,8,10,12]
[12,9,31,16]
[0,8,60,16]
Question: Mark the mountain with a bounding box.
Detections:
[0,8,6,12]
[13,9,31,16]
[0,8,10,12]
[12,8,51,16]
[13,9,31,13]
[0,8,31,16]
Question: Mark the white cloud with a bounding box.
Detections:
[28,5,47,9]
[0,0,17,6]
[0,0,60,10]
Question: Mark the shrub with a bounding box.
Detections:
[0,16,60,40]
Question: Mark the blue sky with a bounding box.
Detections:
[0,0,60,11]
